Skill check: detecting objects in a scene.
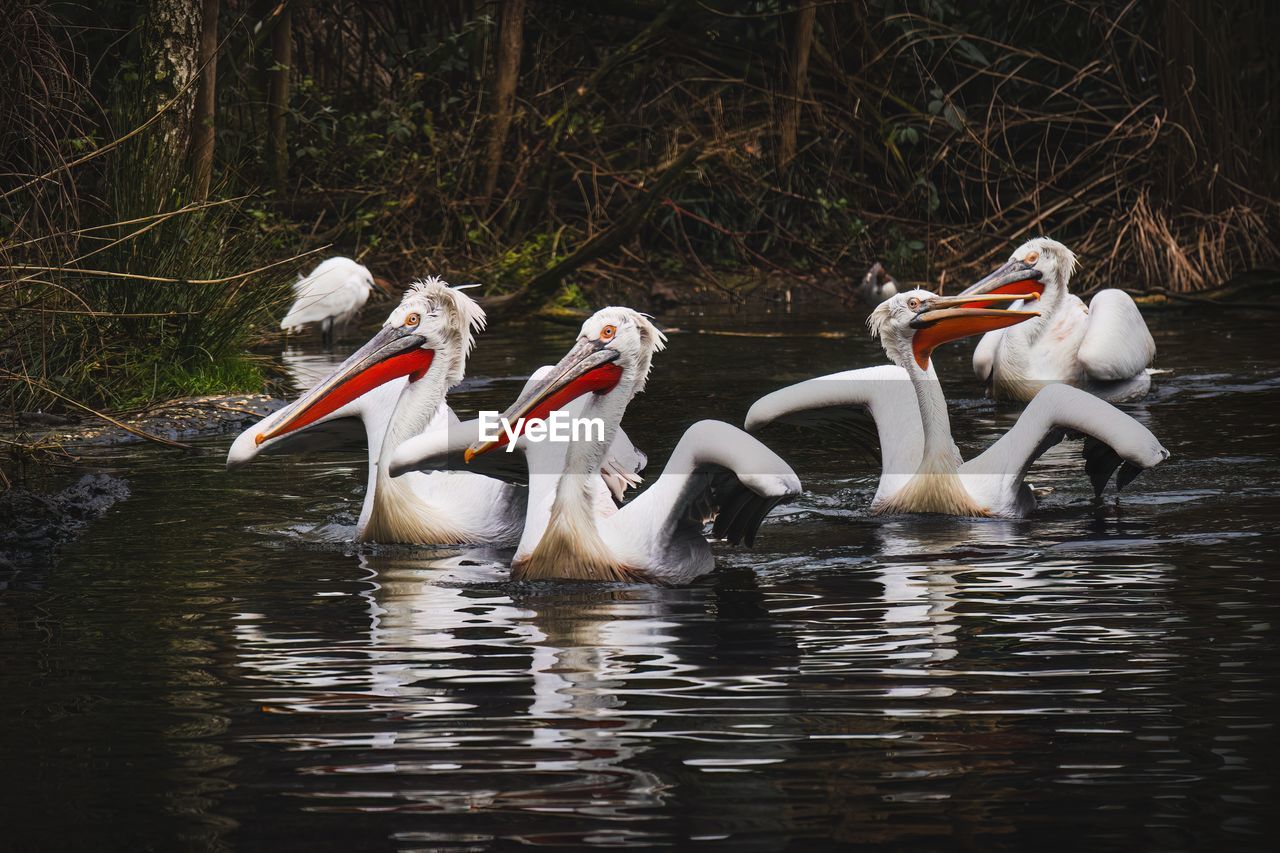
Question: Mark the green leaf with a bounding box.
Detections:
[955,38,989,67]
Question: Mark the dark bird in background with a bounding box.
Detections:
[856,262,899,305]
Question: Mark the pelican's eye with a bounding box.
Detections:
[1024,251,1039,264]
[907,297,922,311]
[404,312,421,328]
[599,324,617,343]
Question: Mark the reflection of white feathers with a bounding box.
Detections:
[280,256,377,337]
[230,556,674,809]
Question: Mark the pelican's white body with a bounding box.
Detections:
[395,415,798,586]
[228,368,526,546]
[514,419,798,585]
[972,240,1155,402]
[233,277,531,545]
[281,257,377,339]
[392,308,801,585]
[747,289,1168,519]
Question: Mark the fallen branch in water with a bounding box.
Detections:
[210,402,270,417]
[1119,287,1280,312]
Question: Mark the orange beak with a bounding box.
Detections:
[957,258,1045,308]
[255,325,433,446]
[909,292,1040,370]
[464,338,622,462]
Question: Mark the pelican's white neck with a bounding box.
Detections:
[360,349,466,544]
[872,349,989,516]
[380,356,450,463]
[515,378,637,581]
[555,379,632,510]
[906,359,962,474]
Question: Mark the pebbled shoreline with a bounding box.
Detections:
[5,393,285,450]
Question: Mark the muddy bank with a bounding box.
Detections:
[2,395,285,568]
[1,473,131,568]
[6,393,285,450]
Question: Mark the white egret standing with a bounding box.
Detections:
[961,238,1155,402]
[746,289,1168,518]
[391,308,801,585]
[281,256,392,348]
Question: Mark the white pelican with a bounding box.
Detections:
[230,279,646,546]
[231,277,526,544]
[280,256,391,348]
[390,308,802,585]
[745,289,1169,518]
[961,238,1156,402]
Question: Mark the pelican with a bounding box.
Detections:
[281,256,391,348]
[961,238,1156,402]
[390,308,801,585]
[230,278,645,545]
[745,289,1169,518]
[231,277,527,543]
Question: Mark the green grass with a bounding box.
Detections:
[143,355,267,404]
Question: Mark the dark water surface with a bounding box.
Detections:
[4,306,1279,851]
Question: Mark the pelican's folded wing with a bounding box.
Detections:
[601,426,647,502]
[744,365,923,477]
[1079,289,1155,382]
[281,262,357,329]
[972,329,1001,388]
[961,383,1169,497]
[623,420,801,550]
[281,281,334,330]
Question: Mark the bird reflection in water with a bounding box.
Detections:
[230,549,682,832]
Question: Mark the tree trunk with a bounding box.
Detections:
[143,0,201,156]
[778,2,816,175]
[482,0,525,202]
[191,0,219,200]
[267,1,293,192]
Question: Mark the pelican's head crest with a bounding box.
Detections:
[387,276,488,386]
[1009,237,1078,288]
[577,306,666,394]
